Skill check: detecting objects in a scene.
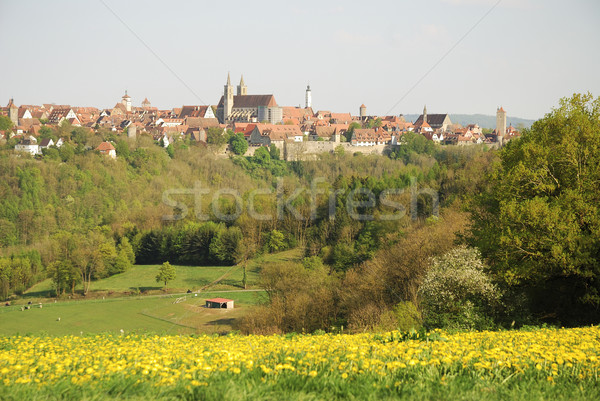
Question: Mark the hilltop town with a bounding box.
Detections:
[1,74,521,160]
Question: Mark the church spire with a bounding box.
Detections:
[423,104,428,124]
[237,74,247,96]
[224,72,234,122]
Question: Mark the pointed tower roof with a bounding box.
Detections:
[7,98,17,109]
[499,106,505,112]
[143,97,150,103]
[227,72,231,86]
[360,104,366,108]
[123,90,131,99]
[240,74,245,86]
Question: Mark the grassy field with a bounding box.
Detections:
[1,249,303,336]
[22,248,301,300]
[23,263,256,299]
[1,326,599,400]
[0,290,265,336]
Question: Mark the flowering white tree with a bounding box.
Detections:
[419,246,500,330]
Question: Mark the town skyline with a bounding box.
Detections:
[1,79,535,124]
[1,0,599,120]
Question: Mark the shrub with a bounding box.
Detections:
[302,256,324,271]
[419,246,500,330]
[393,301,422,331]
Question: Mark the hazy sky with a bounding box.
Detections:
[1,0,599,120]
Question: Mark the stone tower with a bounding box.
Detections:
[423,105,428,125]
[7,98,18,126]
[128,124,137,139]
[305,84,312,109]
[141,97,151,109]
[237,75,247,96]
[224,73,234,122]
[360,104,367,120]
[122,91,132,112]
[496,106,506,146]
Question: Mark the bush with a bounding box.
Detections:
[347,301,423,333]
[302,256,324,270]
[393,301,422,331]
[419,246,500,330]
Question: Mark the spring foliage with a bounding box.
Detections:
[156,262,176,288]
[419,246,500,330]
[468,93,600,324]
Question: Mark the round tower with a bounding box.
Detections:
[360,104,367,119]
[305,84,312,109]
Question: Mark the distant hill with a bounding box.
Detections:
[402,114,537,129]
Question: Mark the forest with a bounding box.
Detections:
[1,93,598,332]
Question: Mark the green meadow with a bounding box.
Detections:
[0,249,302,336]
[0,290,264,336]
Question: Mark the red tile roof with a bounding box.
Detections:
[235,123,256,136]
[282,107,313,120]
[97,141,115,151]
[206,298,233,303]
[330,113,352,123]
[282,118,300,126]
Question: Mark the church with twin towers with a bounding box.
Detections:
[217,73,285,124]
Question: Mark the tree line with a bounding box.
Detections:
[2,123,468,298]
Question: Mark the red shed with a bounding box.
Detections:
[205,298,234,309]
